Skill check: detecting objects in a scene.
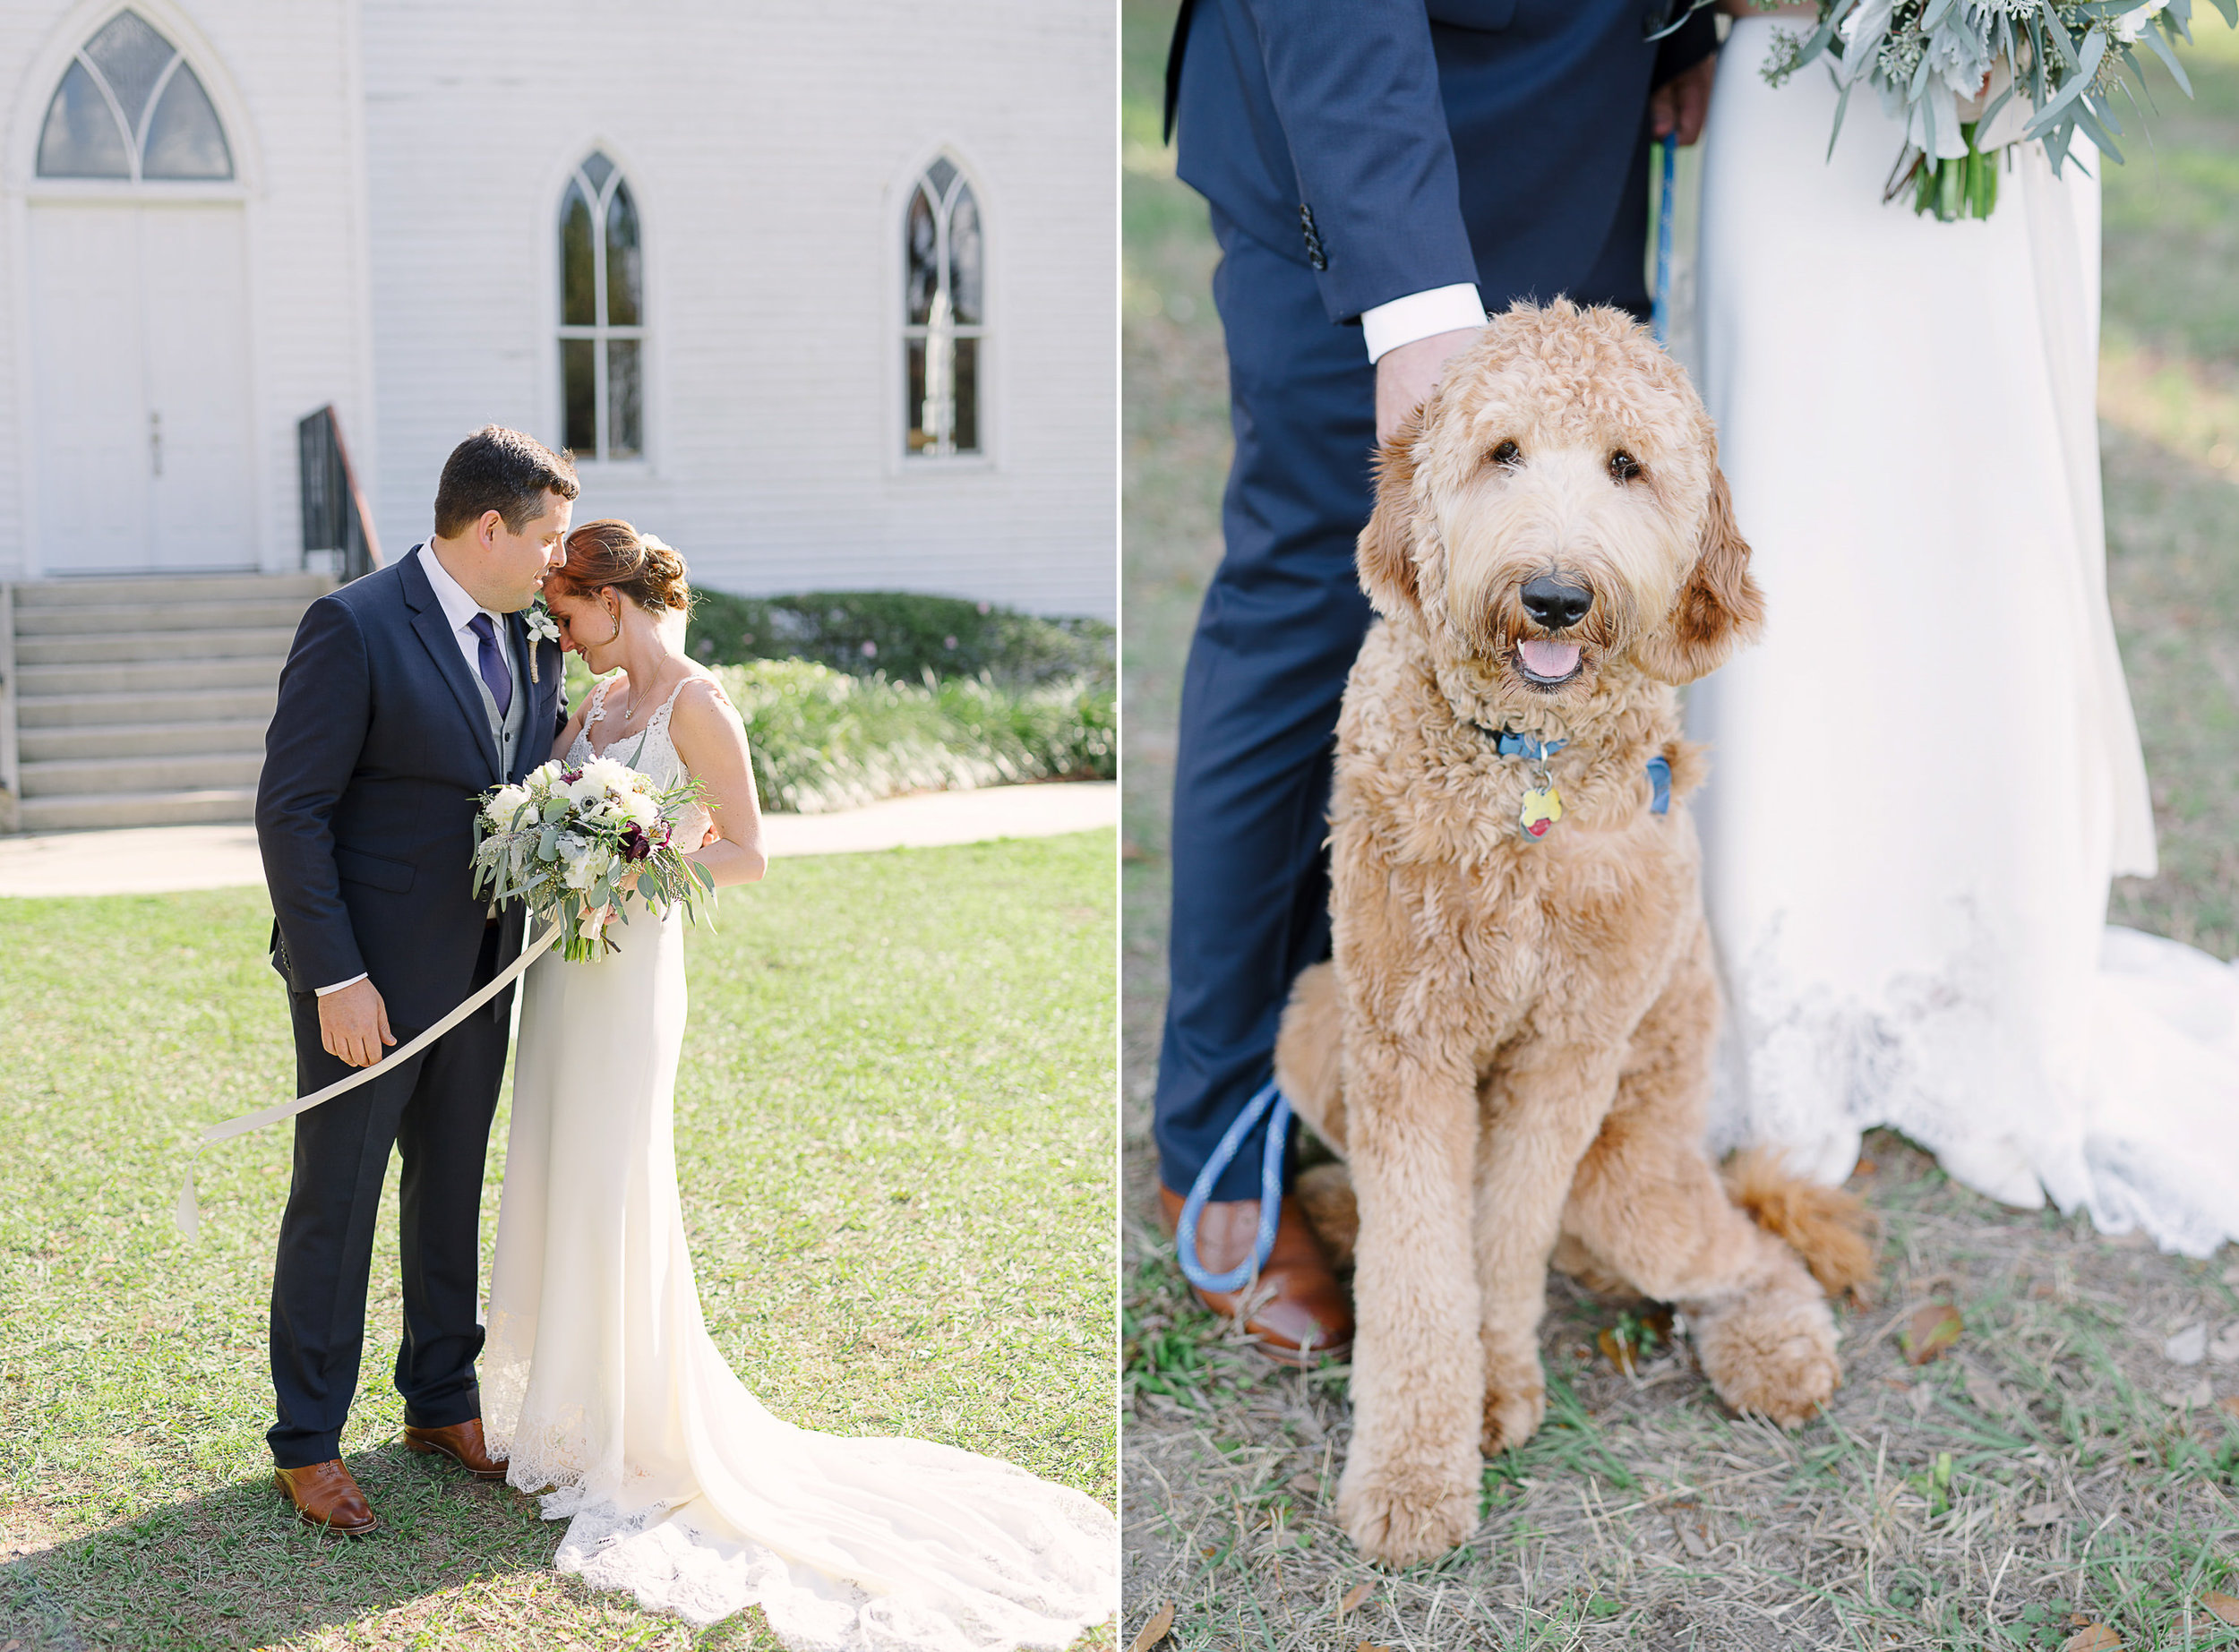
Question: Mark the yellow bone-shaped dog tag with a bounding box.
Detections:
[1519,783,1564,841]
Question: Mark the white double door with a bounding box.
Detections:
[30,202,257,575]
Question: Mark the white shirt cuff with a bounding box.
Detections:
[1361,284,1489,364]
[314,973,368,996]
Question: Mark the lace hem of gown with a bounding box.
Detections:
[1709,917,2239,1260]
[483,1326,1118,1651]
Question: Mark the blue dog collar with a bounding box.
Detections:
[1479,725,1672,818]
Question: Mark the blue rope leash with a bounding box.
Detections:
[1651,133,1677,347]
[1173,1079,1292,1293]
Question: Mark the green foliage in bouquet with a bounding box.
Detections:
[1762,0,2239,218]
[715,659,1116,816]
[470,758,718,963]
[685,588,1114,688]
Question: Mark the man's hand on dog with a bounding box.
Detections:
[1374,326,1481,449]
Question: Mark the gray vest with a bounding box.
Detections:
[472,618,528,779]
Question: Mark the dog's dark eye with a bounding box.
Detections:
[1608,449,1643,483]
[1490,440,1522,467]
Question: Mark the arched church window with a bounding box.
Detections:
[36,10,232,182]
[904,156,984,458]
[558,152,644,462]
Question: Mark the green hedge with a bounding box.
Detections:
[715,660,1115,815]
[686,588,1113,687]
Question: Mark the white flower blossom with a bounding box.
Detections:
[2115,0,2167,42]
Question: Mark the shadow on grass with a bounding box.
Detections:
[0,1442,593,1652]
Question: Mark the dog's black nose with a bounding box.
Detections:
[1520,576,1593,632]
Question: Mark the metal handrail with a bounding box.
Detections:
[298,406,383,584]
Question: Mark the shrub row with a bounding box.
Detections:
[686,589,1113,688]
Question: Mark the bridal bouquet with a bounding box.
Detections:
[1762,0,2233,220]
[471,756,716,963]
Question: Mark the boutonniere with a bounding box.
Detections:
[523,598,561,682]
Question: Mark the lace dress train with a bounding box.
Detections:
[485,678,1117,1648]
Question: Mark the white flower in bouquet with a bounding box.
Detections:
[469,753,716,963]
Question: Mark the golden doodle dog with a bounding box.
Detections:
[1273,300,1871,1567]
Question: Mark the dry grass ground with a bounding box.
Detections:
[1120,6,2239,1648]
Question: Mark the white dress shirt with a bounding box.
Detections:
[314,545,513,997]
[1360,282,1489,364]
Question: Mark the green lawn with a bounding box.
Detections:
[0,833,1117,1650]
[1120,5,2239,1648]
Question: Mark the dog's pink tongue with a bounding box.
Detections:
[1518,639,1581,679]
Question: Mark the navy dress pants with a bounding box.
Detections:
[1153,211,1379,1202]
[1152,200,1656,1203]
[268,922,509,1468]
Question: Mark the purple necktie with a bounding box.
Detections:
[467,613,512,719]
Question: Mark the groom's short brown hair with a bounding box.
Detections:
[433,426,580,538]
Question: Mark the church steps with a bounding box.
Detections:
[20,750,263,798]
[18,686,277,729]
[17,627,300,666]
[18,786,262,834]
[3,571,331,833]
[20,718,270,762]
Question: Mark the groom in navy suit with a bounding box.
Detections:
[255,426,575,1534]
[1154,0,1720,1357]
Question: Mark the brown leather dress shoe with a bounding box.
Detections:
[274,1459,379,1536]
[401,1417,509,1481]
[1159,1185,1353,1365]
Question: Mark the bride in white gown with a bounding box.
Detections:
[1688,9,2239,1257]
[482,520,1117,1649]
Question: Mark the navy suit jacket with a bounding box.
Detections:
[256,551,567,1030]
[1167,0,1718,323]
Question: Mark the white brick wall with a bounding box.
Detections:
[363,0,1116,620]
[0,0,1115,621]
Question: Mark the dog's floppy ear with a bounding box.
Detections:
[1634,458,1764,683]
[1356,404,1427,617]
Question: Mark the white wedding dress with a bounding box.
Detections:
[484,675,1117,1649]
[1687,18,2239,1258]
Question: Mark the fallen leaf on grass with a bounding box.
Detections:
[2221,1395,2239,1422]
[1337,1582,1375,1615]
[1901,1302,1963,1365]
[2166,1322,2208,1365]
[2158,1378,2213,1409]
[1599,1327,1640,1375]
[2020,1501,2063,1528]
[2201,1592,2239,1626]
[1964,1365,2011,1414]
[1358,1643,1393,1652]
[2210,1324,2239,1365]
[1289,1473,1320,1499]
[2060,1625,2120,1651]
[1128,1601,1173,1652]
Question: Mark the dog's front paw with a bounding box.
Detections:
[1480,1347,1546,1454]
[1336,1459,1479,1568]
[1689,1283,1840,1426]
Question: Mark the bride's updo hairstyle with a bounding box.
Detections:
[551,518,691,615]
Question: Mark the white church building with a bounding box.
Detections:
[0,0,1115,829]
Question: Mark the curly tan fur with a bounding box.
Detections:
[1281,301,1848,1568]
[1721,1148,1879,1298]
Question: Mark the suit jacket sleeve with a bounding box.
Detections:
[256,595,373,992]
[1233,0,1481,325]
[1654,7,1718,88]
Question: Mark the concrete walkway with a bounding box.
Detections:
[0,782,1116,898]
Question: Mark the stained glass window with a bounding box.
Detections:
[36,11,233,182]
[904,157,985,458]
[557,153,645,462]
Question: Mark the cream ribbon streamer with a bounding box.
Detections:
[173,921,563,1240]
